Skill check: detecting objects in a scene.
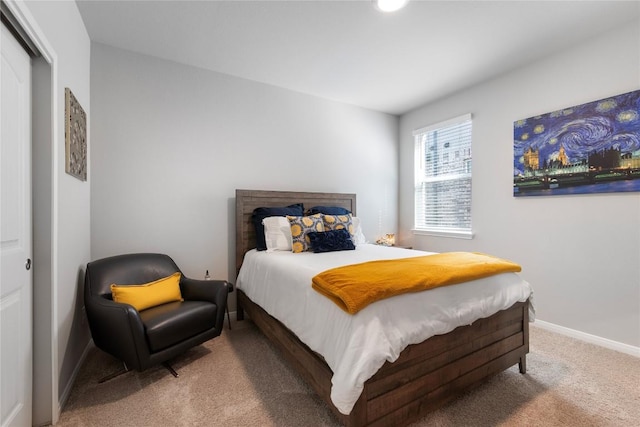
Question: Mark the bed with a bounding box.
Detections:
[234,189,532,427]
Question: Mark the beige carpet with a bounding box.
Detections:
[56,320,639,426]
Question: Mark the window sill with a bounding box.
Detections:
[412,229,474,240]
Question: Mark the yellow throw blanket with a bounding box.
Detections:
[311,252,522,314]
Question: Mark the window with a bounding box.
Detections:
[413,114,473,239]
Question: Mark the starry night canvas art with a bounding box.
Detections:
[513,89,640,196]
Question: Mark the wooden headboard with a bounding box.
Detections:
[235,189,356,275]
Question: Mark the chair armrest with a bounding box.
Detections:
[85,296,150,369]
[181,277,229,307]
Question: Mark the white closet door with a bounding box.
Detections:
[1,23,33,427]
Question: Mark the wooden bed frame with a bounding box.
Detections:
[235,189,529,427]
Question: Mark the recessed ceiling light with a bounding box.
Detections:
[374,0,409,13]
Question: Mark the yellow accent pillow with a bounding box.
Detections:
[110,272,183,311]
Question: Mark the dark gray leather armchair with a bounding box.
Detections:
[84,253,229,378]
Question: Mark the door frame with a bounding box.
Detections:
[3,1,60,424]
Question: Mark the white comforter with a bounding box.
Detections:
[236,244,534,415]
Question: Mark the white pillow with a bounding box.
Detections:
[262,216,293,252]
[351,216,367,246]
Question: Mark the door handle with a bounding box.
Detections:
[25,258,31,270]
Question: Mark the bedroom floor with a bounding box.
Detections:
[56,320,639,426]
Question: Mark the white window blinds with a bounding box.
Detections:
[413,114,473,237]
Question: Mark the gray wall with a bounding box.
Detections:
[399,22,640,348]
[90,43,399,312]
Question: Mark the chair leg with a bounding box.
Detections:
[98,362,129,383]
[163,362,179,378]
[226,305,232,330]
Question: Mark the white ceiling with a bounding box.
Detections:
[76,0,640,115]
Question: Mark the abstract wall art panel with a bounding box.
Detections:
[513,89,640,196]
[65,87,87,181]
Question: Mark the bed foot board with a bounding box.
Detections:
[239,289,529,427]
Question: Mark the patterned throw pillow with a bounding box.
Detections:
[323,214,354,236]
[287,214,325,253]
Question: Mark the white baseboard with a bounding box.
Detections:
[58,339,93,414]
[533,320,640,358]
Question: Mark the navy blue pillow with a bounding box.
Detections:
[252,203,304,251]
[308,205,351,215]
[307,229,355,253]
